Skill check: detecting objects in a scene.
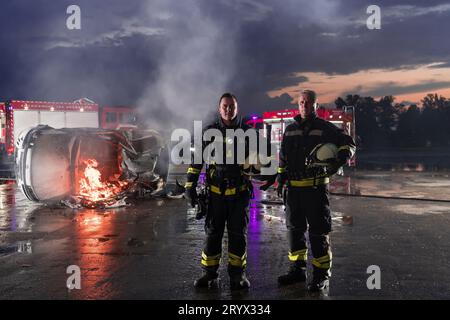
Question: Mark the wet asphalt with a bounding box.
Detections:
[1,167,450,300]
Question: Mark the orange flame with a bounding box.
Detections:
[78,159,128,204]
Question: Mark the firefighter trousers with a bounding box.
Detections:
[285,184,332,275]
[200,191,250,274]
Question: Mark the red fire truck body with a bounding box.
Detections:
[101,106,138,130]
[261,106,356,166]
[0,103,6,147]
[0,99,136,158]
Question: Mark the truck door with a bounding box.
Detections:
[0,110,5,145]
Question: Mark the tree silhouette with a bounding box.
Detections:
[334,93,450,149]
[397,104,422,147]
[421,94,449,146]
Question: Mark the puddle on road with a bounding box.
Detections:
[253,188,354,227]
[405,181,450,188]
[332,212,354,227]
[1,181,41,232]
[392,204,450,215]
[356,162,447,172]
[255,191,285,224]
[0,241,32,257]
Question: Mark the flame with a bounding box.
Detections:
[78,159,128,205]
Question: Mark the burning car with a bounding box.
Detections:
[15,125,169,208]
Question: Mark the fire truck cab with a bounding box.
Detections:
[0,103,6,150]
[101,106,138,130]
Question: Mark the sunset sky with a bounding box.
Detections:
[269,62,450,106]
[1,0,449,126]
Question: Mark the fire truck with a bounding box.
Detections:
[258,106,356,166]
[0,99,137,169]
[101,105,138,130]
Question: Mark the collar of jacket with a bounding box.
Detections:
[294,112,317,125]
[217,115,243,129]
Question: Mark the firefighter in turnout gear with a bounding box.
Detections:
[185,93,253,290]
[276,89,356,292]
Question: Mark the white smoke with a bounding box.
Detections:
[136,0,239,134]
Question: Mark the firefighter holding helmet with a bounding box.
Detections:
[267,89,356,292]
[185,93,253,290]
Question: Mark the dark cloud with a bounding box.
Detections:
[0,0,449,128]
[428,61,450,68]
[348,81,450,97]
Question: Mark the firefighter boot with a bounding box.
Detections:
[278,261,306,285]
[194,270,219,288]
[228,266,250,290]
[307,267,330,292]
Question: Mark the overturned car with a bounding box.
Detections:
[15,125,169,208]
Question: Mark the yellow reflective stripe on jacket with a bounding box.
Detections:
[201,251,221,267]
[187,167,201,174]
[229,252,247,267]
[209,184,248,196]
[288,249,308,261]
[277,167,286,174]
[184,182,193,188]
[289,177,330,187]
[312,253,332,269]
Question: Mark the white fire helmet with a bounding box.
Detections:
[308,143,338,166]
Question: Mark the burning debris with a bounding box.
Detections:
[15,125,171,208]
[77,158,129,208]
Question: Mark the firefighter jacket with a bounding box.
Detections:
[278,112,356,187]
[185,116,253,196]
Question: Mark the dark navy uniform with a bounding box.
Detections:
[185,116,253,287]
[278,112,356,288]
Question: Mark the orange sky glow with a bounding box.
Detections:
[268,62,450,106]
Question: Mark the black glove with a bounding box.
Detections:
[259,174,277,191]
[276,184,284,198]
[184,186,198,208]
[276,174,287,198]
[326,161,342,176]
[327,151,348,176]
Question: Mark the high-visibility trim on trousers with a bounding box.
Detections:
[187,167,201,174]
[312,253,332,269]
[277,167,286,174]
[209,184,247,196]
[288,248,308,261]
[201,251,221,267]
[228,252,247,267]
